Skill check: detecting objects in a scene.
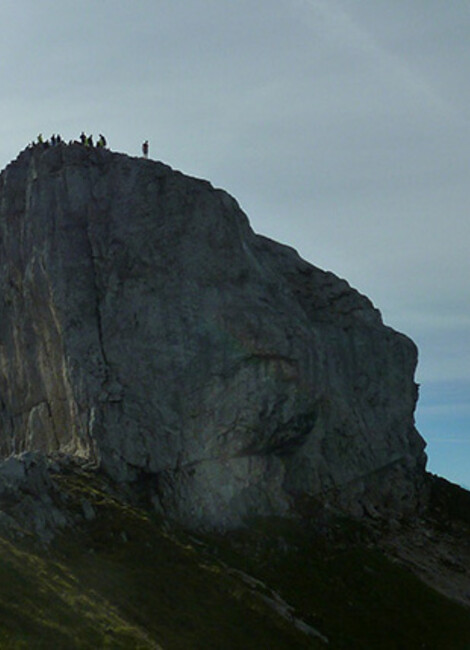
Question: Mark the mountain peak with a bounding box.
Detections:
[0,143,426,529]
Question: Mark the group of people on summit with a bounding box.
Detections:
[34,133,149,158]
[79,132,107,148]
[36,132,107,148]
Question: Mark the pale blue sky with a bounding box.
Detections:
[0,0,468,488]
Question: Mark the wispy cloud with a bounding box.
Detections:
[427,437,470,444]
[297,0,462,120]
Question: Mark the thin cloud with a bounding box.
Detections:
[428,438,470,444]
[298,0,462,121]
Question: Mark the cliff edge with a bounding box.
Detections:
[0,143,427,529]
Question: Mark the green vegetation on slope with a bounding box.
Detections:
[0,467,467,649]
[204,517,470,650]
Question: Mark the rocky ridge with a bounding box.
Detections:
[0,143,427,530]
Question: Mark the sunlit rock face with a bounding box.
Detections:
[0,144,427,528]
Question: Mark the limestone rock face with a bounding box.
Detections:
[0,144,427,528]
[0,452,68,543]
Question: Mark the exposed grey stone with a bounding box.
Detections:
[0,456,26,484]
[81,498,96,522]
[0,452,67,542]
[0,144,428,529]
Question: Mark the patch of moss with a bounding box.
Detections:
[0,537,157,649]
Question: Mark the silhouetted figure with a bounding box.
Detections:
[56,134,62,144]
[97,134,107,148]
[86,135,94,147]
[142,140,149,158]
[37,133,44,145]
[51,134,57,146]
[80,132,87,145]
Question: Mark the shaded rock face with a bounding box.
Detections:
[0,452,68,543]
[0,144,427,528]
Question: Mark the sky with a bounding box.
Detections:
[0,0,468,488]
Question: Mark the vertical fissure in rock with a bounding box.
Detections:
[84,213,109,380]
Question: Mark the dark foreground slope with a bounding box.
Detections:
[0,143,426,529]
[0,462,468,650]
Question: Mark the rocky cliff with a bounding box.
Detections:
[0,143,427,529]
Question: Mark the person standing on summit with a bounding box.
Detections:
[142,140,149,159]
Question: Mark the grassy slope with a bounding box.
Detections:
[0,468,467,649]
[207,518,470,650]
